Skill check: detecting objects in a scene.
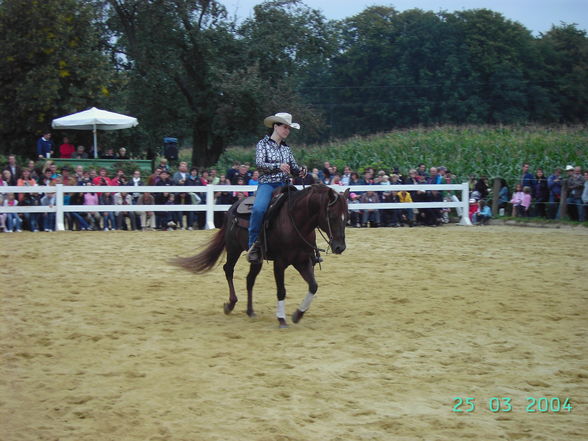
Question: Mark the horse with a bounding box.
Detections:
[173,184,349,327]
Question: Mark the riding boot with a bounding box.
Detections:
[247,241,262,264]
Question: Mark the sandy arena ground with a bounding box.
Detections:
[1,225,587,441]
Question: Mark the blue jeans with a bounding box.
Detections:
[248,182,284,248]
[6,213,22,231]
[567,196,585,222]
[43,213,56,231]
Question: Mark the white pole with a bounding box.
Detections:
[55,184,65,231]
[459,182,472,226]
[205,185,216,229]
[93,124,98,158]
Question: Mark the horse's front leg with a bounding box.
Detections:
[291,259,318,324]
[246,262,262,317]
[273,261,289,328]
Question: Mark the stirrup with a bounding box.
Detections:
[247,243,262,263]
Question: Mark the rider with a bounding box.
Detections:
[247,112,305,263]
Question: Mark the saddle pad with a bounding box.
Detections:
[236,196,256,214]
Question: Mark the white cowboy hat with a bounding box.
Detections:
[263,112,301,130]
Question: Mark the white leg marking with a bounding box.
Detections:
[299,292,315,312]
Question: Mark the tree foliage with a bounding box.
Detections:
[1,1,587,163]
[0,0,114,156]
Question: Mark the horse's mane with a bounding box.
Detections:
[286,184,347,216]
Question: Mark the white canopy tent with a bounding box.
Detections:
[51,107,139,158]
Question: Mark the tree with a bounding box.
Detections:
[536,24,588,123]
[0,0,114,157]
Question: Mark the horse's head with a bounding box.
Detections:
[320,187,349,254]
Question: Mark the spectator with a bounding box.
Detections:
[473,200,492,225]
[83,185,102,229]
[3,193,23,232]
[65,192,93,231]
[36,132,55,159]
[137,192,157,230]
[548,167,562,219]
[397,190,415,226]
[92,168,112,186]
[520,163,535,189]
[417,163,428,178]
[341,166,352,186]
[566,165,585,222]
[60,166,75,185]
[497,179,509,216]
[382,189,400,227]
[3,155,22,185]
[348,192,361,227]
[248,170,260,186]
[582,171,588,222]
[110,169,127,186]
[114,191,136,230]
[101,148,116,159]
[533,168,549,218]
[71,145,89,159]
[157,158,170,172]
[40,192,56,231]
[1,169,12,187]
[128,170,144,205]
[360,190,380,227]
[117,147,130,159]
[59,137,76,158]
[474,175,490,200]
[210,168,220,185]
[226,161,240,183]
[173,161,189,185]
[99,191,116,230]
[17,170,40,232]
[230,164,249,185]
[0,191,6,232]
[155,169,175,229]
[510,184,524,216]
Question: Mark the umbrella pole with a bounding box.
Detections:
[93,124,98,158]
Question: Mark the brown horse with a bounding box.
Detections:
[174,184,349,327]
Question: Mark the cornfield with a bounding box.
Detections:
[218,125,587,182]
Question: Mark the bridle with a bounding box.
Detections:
[287,185,342,261]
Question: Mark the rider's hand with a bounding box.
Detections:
[280,163,291,174]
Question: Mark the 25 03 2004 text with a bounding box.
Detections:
[452,397,573,413]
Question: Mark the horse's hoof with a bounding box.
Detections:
[223,303,235,314]
[292,309,304,324]
[247,311,257,318]
[278,318,288,328]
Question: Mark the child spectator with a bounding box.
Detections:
[3,193,22,232]
[348,192,361,227]
[510,184,524,217]
[473,200,492,225]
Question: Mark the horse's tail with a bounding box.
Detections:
[172,225,227,274]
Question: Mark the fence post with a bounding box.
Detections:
[459,182,472,226]
[55,184,65,231]
[205,185,216,229]
[559,180,568,220]
[492,177,501,216]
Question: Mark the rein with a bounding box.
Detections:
[286,185,338,261]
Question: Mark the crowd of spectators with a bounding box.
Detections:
[1,152,586,233]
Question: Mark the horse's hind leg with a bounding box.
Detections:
[246,262,262,317]
[223,250,240,314]
[291,260,318,324]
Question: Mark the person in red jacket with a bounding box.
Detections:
[59,137,76,158]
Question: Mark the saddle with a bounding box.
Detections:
[232,186,298,260]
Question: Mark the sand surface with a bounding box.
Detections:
[1,225,587,441]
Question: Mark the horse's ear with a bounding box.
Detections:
[343,188,350,199]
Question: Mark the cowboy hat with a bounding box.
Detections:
[263,112,301,130]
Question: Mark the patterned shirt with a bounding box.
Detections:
[255,135,301,184]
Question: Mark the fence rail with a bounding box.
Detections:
[0,183,472,230]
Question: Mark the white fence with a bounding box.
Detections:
[0,182,472,231]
